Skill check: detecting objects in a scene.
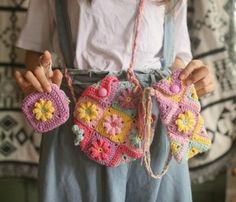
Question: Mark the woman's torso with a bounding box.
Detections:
[50,0,166,71]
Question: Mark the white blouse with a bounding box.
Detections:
[17,0,192,72]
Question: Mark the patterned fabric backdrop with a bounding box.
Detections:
[0,0,235,182]
[0,0,40,179]
[188,0,236,183]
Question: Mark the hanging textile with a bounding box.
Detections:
[188,0,236,184]
[0,0,40,179]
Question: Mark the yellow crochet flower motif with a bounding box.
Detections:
[166,76,172,84]
[190,88,198,101]
[33,99,55,122]
[175,111,196,133]
[77,102,98,122]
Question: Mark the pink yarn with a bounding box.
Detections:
[103,114,123,136]
[118,88,138,109]
[153,69,211,162]
[21,84,70,133]
[82,76,120,107]
[88,138,112,162]
[73,77,145,167]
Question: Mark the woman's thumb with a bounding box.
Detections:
[39,50,53,77]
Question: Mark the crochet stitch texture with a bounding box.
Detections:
[73,76,146,167]
[22,84,70,133]
[73,69,212,167]
[153,69,211,162]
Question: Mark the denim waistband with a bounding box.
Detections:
[60,69,171,99]
[65,68,170,86]
[66,68,170,76]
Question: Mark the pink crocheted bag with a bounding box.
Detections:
[152,69,212,163]
[21,84,70,133]
[72,77,148,166]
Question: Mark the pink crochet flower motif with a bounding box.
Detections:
[118,88,137,109]
[103,114,123,135]
[88,139,111,161]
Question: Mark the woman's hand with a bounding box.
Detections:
[179,60,215,97]
[15,51,63,95]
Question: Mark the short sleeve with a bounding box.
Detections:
[16,0,55,53]
[174,0,192,65]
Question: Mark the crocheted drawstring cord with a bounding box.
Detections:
[140,87,172,179]
[127,0,145,92]
[125,0,172,178]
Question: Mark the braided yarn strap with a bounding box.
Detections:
[140,87,171,179]
[127,0,145,91]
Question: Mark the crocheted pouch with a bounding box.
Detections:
[72,76,149,166]
[21,84,70,133]
[152,69,212,163]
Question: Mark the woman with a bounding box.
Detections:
[15,0,214,201]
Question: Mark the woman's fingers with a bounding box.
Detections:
[51,69,63,87]
[33,67,52,92]
[196,83,214,97]
[187,67,209,85]
[15,68,58,95]
[24,70,44,92]
[39,50,53,78]
[177,59,215,97]
[194,72,215,96]
[15,71,32,94]
[179,60,204,80]
[40,50,51,65]
[15,71,28,88]
[15,51,63,95]
[15,70,42,94]
[194,74,212,90]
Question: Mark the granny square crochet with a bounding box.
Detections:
[112,81,139,118]
[72,76,145,167]
[86,132,119,166]
[153,69,211,162]
[22,84,70,133]
[81,76,120,108]
[74,96,105,129]
[95,107,134,144]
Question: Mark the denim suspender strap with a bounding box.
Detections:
[162,0,175,73]
[55,0,78,103]
[55,0,74,69]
